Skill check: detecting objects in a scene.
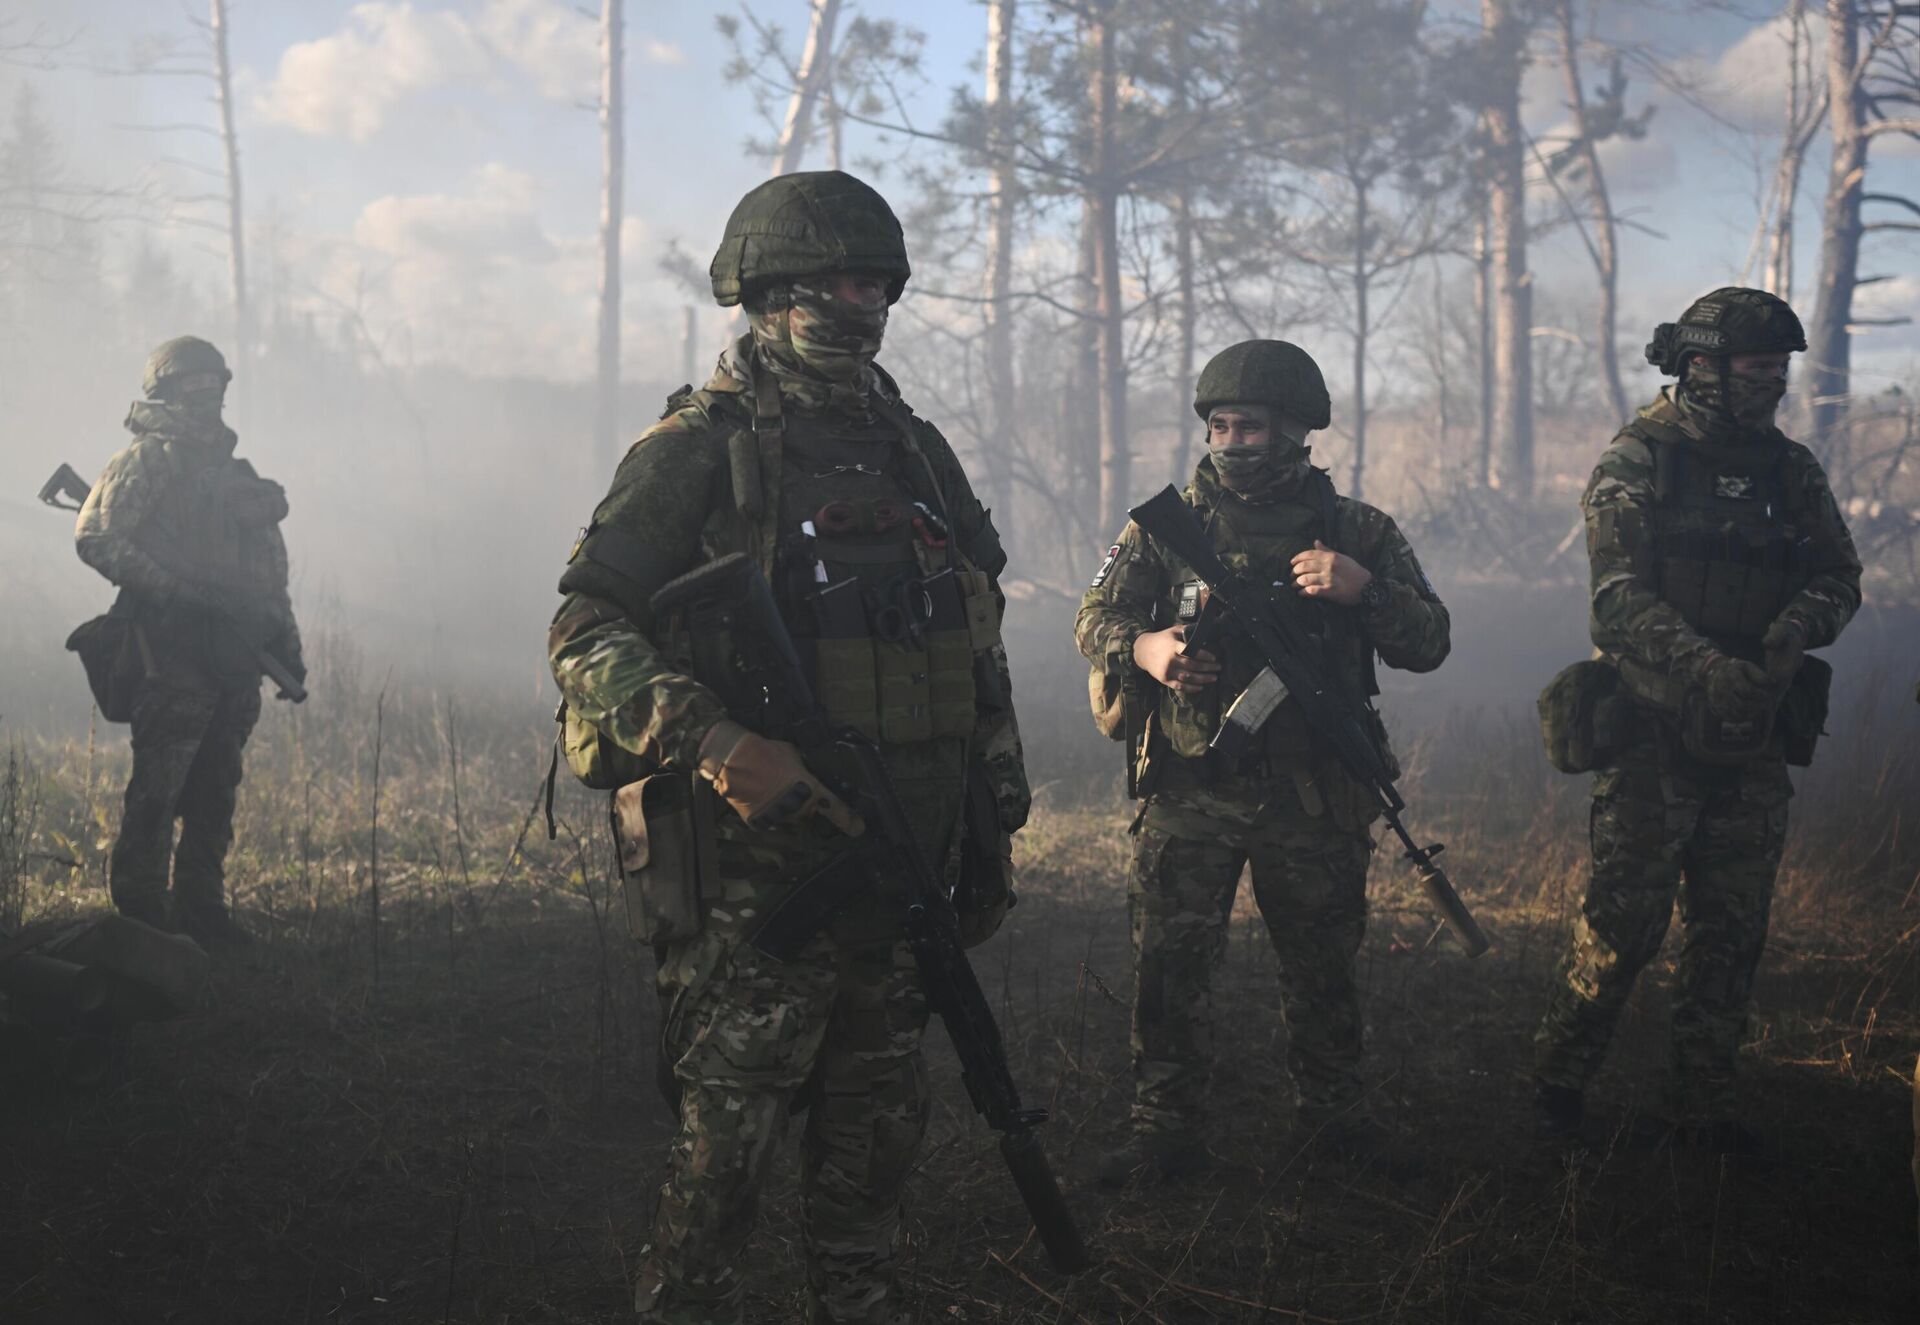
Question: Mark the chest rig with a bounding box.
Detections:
[726,372,997,748]
[1624,418,1813,657]
[1156,472,1374,772]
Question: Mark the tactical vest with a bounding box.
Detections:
[561,368,1002,788]
[1153,472,1375,773]
[1623,417,1814,659]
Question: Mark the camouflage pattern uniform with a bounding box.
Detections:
[1076,342,1449,1146]
[75,339,302,939]
[548,172,1025,1324]
[1532,289,1861,1125]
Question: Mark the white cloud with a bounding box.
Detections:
[476,0,599,101]
[643,39,687,67]
[355,162,556,266]
[1708,13,1825,133]
[254,2,490,142]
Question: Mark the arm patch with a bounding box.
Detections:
[1090,543,1124,588]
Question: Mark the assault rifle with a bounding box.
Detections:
[37,463,308,704]
[650,553,1091,1275]
[1128,485,1490,958]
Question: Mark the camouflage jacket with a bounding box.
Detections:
[76,402,300,677]
[1584,389,1861,688]
[1075,459,1448,830]
[549,340,1030,831]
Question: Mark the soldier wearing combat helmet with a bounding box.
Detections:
[73,336,304,946]
[547,172,1028,1323]
[1530,288,1861,1153]
[1076,340,1450,1183]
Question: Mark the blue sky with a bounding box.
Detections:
[7,0,1918,394]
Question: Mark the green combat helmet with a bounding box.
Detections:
[1193,339,1332,429]
[1644,287,1806,378]
[708,170,912,308]
[141,335,231,400]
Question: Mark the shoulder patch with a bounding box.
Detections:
[1090,543,1124,588]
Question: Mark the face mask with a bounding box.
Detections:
[753,280,888,386]
[178,387,226,429]
[1206,405,1310,494]
[1683,361,1787,430]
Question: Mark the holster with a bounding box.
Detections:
[1777,654,1833,767]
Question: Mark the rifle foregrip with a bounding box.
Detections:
[1417,862,1490,958]
[999,1128,1092,1273]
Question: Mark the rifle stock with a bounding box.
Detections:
[1128,486,1489,958]
[649,553,1091,1273]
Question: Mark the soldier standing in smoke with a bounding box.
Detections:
[1075,340,1450,1184]
[74,336,305,947]
[547,172,1028,1323]
[1530,289,1861,1154]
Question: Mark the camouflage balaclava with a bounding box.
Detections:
[1679,359,1788,435]
[1647,288,1804,439]
[1205,402,1314,501]
[749,278,888,411]
[135,335,232,439]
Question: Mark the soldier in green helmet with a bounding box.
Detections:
[73,336,304,947]
[1075,339,1451,1184]
[1529,288,1862,1154]
[547,172,1027,1323]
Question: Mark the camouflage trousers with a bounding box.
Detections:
[1127,794,1372,1142]
[635,917,930,1325]
[1532,726,1792,1121]
[110,681,260,928]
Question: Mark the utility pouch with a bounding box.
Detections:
[922,568,978,738]
[875,638,934,743]
[611,774,713,945]
[562,702,655,791]
[65,614,146,723]
[959,568,1002,652]
[955,760,1015,949]
[1777,654,1832,767]
[1090,662,1134,740]
[1679,691,1774,766]
[810,577,881,738]
[1538,659,1635,774]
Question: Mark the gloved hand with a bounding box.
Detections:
[697,718,864,836]
[1762,617,1806,687]
[1703,652,1773,717]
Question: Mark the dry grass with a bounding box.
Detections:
[1,651,1916,1323]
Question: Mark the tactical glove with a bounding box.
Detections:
[697,719,864,837]
[1703,653,1773,717]
[1762,618,1806,687]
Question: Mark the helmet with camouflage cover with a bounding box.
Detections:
[1644,287,1806,377]
[709,170,912,309]
[1193,339,1331,429]
[142,336,232,399]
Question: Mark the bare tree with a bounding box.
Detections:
[1807,0,1920,445]
[983,0,1019,519]
[1086,0,1130,535]
[209,0,246,400]
[1547,3,1653,425]
[595,0,625,478]
[1481,0,1535,495]
[772,0,841,174]
[1764,0,1826,300]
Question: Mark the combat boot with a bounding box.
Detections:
[173,902,253,952]
[1531,1083,1585,1150]
[1095,1132,1209,1189]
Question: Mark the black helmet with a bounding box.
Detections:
[142,335,231,399]
[709,170,912,309]
[1193,339,1331,429]
[1645,287,1806,377]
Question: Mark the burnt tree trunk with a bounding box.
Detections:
[1555,1,1626,424]
[1350,178,1371,501]
[210,0,247,408]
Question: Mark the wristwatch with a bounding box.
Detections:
[1357,578,1388,613]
